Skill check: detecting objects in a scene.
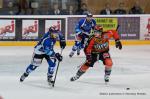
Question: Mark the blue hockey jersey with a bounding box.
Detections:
[75,18,96,35]
[34,31,64,55]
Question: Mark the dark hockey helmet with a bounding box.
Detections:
[86,12,93,17]
[86,13,93,22]
[49,26,59,33]
[49,26,58,39]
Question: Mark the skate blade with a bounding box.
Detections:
[48,81,54,86]
[105,82,109,85]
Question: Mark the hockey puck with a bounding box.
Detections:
[126,88,130,90]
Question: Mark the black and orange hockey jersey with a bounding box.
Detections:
[84,30,120,54]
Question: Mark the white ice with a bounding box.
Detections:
[0,45,150,99]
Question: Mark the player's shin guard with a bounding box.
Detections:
[26,64,38,74]
[47,67,55,84]
[20,64,38,82]
[104,68,112,83]
[47,60,56,84]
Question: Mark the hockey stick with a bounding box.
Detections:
[116,24,120,31]
[52,48,63,87]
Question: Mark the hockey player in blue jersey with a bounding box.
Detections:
[20,26,66,85]
[69,13,96,57]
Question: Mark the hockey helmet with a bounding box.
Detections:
[86,13,93,17]
[86,13,93,22]
[94,25,103,33]
[49,26,59,33]
[49,26,58,39]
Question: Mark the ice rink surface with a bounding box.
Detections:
[0,45,150,99]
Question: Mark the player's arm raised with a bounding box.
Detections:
[108,30,122,50]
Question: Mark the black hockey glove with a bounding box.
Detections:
[55,53,63,62]
[60,40,66,49]
[115,40,122,50]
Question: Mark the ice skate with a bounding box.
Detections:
[20,73,29,82]
[77,50,80,56]
[70,75,80,81]
[104,75,110,84]
[47,75,54,85]
[69,51,75,57]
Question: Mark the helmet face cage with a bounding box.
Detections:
[50,33,57,39]
[49,26,59,39]
[94,30,101,34]
[94,26,103,34]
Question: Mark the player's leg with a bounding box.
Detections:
[70,63,89,81]
[76,36,86,55]
[76,37,85,56]
[69,41,81,57]
[69,35,82,57]
[20,53,44,82]
[45,55,56,84]
[77,36,89,56]
[70,54,97,81]
[101,52,113,83]
[77,45,81,56]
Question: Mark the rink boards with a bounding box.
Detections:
[0,40,150,46]
[0,15,150,46]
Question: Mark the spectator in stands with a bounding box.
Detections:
[114,2,126,14]
[129,1,144,14]
[39,0,50,15]
[100,3,112,15]
[7,1,17,15]
[28,0,39,15]
[49,3,64,15]
[0,0,2,8]
[16,0,28,15]
[65,5,75,15]
[76,3,90,15]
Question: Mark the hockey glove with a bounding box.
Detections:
[115,40,122,50]
[55,53,63,61]
[60,40,66,49]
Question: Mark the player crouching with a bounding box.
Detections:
[70,25,122,84]
[20,26,66,85]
